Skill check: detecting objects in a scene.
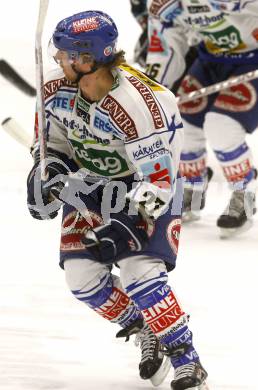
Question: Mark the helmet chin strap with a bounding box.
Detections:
[71,63,99,83]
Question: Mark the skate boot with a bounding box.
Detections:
[162,343,208,390]
[183,167,213,222]
[171,361,208,390]
[116,319,170,386]
[217,189,256,238]
[135,322,171,386]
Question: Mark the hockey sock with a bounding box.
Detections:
[180,149,208,189]
[71,274,143,328]
[125,276,199,367]
[214,142,256,189]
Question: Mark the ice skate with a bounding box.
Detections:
[170,361,209,390]
[217,189,256,238]
[116,319,171,386]
[183,168,213,223]
[135,323,171,386]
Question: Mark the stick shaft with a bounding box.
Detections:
[35,0,49,181]
[176,69,258,104]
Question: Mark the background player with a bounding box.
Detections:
[146,0,258,237]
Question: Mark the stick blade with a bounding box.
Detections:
[1,117,31,149]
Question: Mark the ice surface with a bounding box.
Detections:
[0,1,258,389]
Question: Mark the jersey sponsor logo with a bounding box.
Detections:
[60,210,103,252]
[101,95,138,141]
[149,0,172,16]
[76,107,90,124]
[187,5,210,13]
[140,156,172,189]
[132,139,168,161]
[76,95,91,123]
[214,82,256,112]
[166,218,181,255]
[141,290,185,335]
[178,75,208,114]
[72,17,99,34]
[71,140,130,176]
[44,78,75,100]
[77,95,91,112]
[127,76,165,129]
[183,13,224,28]
[52,93,75,112]
[222,159,252,182]
[179,158,206,179]
[120,64,165,91]
[63,117,110,144]
[148,29,167,54]
[203,25,246,53]
[94,113,114,133]
[95,287,130,321]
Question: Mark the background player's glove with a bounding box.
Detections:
[134,27,148,68]
[27,151,73,220]
[82,209,152,264]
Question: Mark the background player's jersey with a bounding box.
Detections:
[33,64,184,203]
[146,0,258,87]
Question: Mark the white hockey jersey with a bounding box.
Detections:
[33,64,184,210]
[146,0,258,88]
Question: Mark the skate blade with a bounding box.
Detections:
[150,356,171,387]
[182,210,201,223]
[219,220,253,239]
[183,382,209,390]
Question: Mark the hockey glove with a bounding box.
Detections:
[134,27,148,68]
[27,153,72,220]
[82,210,152,264]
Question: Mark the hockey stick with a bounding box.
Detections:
[0,59,36,97]
[35,0,49,182]
[176,68,258,104]
[3,67,258,151]
[1,117,31,149]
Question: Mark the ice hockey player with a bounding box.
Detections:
[26,10,208,389]
[146,0,257,237]
[129,0,149,67]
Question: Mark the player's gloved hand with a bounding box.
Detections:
[126,181,171,219]
[82,209,153,264]
[27,156,70,220]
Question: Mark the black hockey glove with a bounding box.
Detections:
[27,152,73,220]
[82,209,152,264]
[134,27,148,68]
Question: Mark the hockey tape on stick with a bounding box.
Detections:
[35,0,49,181]
[0,60,36,97]
[1,117,31,149]
[176,69,258,104]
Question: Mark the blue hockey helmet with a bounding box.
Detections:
[52,10,118,64]
[207,0,240,12]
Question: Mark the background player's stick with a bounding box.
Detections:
[1,117,31,149]
[35,0,49,181]
[176,68,258,104]
[2,69,258,149]
[0,59,36,97]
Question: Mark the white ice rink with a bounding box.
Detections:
[0,1,258,389]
